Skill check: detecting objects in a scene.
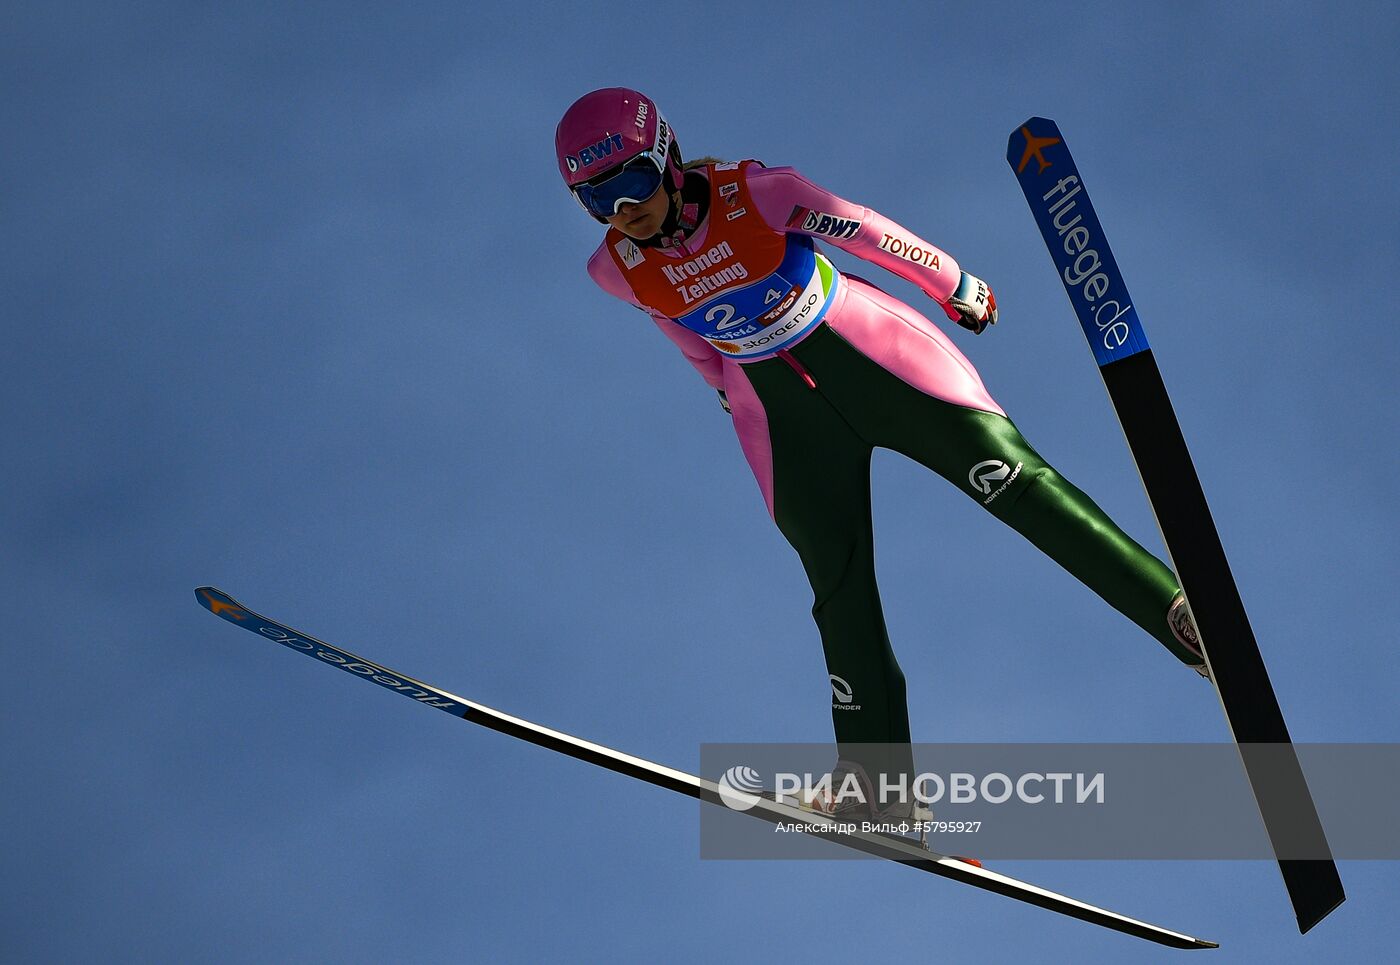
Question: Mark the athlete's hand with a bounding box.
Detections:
[943,270,998,334]
[717,389,731,414]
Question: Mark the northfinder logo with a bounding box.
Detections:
[830,675,860,711]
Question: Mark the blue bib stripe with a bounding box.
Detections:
[673,234,839,360]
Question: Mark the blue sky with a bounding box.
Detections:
[4,1,1398,961]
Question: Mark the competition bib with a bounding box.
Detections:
[606,161,841,361]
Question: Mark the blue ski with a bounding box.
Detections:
[195,586,1216,949]
[1007,117,1344,934]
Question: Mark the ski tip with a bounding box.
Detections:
[1011,114,1057,131]
[195,586,249,622]
[1006,117,1064,169]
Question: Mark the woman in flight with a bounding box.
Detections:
[556,87,1206,820]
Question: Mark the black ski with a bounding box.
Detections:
[195,586,1216,949]
[1006,118,1344,934]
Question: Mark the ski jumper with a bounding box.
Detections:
[588,161,1194,789]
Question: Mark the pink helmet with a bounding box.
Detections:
[555,88,683,218]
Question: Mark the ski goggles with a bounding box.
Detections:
[572,151,666,219]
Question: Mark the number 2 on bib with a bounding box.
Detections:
[705,303,747,331]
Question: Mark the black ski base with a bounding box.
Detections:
[1101,349,1344,933]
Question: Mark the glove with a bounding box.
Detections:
[717,389,731,414]
[943,270,998,334]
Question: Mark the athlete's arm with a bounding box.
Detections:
[746,165,996,331]
[587,244,726,389]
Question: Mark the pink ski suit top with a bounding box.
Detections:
[587,161,1005,516]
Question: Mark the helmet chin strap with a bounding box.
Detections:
[654,196,700,250]
[644,170,706,250]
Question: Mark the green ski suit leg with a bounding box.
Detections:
[740,325,1191,792]
[756,361,914,788]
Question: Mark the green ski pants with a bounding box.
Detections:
[738,322,1191,788]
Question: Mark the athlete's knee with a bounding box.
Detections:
[995,463,1078,518]
[800,536,876,606]
[1017,464,1060,497]
[776,507,875,591]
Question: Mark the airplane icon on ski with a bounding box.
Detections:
[199,587,247,619]
[1016,126,1061,174]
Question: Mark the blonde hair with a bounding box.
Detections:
[683,156,732,170]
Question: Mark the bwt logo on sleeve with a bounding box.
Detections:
[787,206,861,241]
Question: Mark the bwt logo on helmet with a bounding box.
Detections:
[565,133,627,173]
